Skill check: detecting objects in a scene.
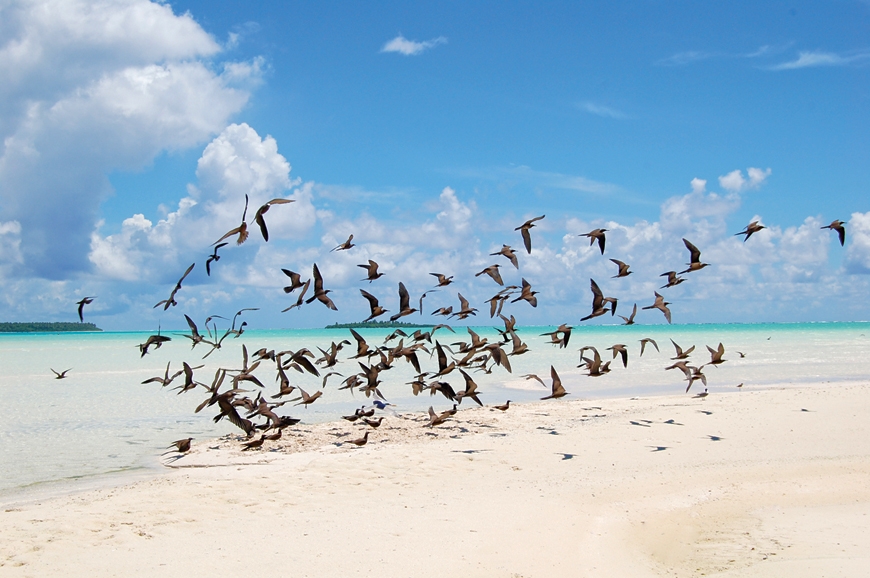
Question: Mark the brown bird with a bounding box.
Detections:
[610,259,631,278]
[608,344,629,368]
[139,332,171,357]
[511,278,538,308]
[360,289,388,322]
[541,365,567,400]
[292,387,323,407]
[76,296,96,322]
[515,215,545,253]
[455,369,483,406]
[282,279,310,312]
[451,293,478,319]
[670,339,695,360]
[253,198,294,242]
[581,279,611,321]
[281,269,306,293]
[581,228,607,254]
[493,400,511,411]
[154,262,195,310]
[540,324,572,349]
[679,238,709,274]
[639,338,659,357]
[305,263,337,310]
[142,361,183,387]
[475,264,504,286]
[659,271,686,289]
[346,431,370,446]
[618,303,637,325]
[735,220,765,242]
[331,234,355,252]
[358,259,385,282]
[389,282,417,321]
[821,219,846,246]
[490,244,519,269]
[641,292,672,324]
[167,438,193,453]
[706,342,726,365]
[51,368,72,379]
[430,273,454,287]
[206,242,227,276]
[426,406,451,427]
[241,435,266,451]
[363,417,384,428]
[214,194,250,245]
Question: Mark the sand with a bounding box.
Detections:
[2,383,869,577]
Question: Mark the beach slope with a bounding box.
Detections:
[2,384,869,577]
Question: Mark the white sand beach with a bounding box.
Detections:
[2,383,869,577]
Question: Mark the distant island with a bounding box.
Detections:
[325,320,433,329]
[0,322,102,333]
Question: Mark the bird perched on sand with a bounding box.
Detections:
[581,229,607,254]
[821,220,846,246]
[515,215,545,253]
[679,238,709,274]
[735,220,765,242]
[76,296,96,322]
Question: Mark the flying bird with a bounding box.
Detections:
[214,194,250,245]
[430,273,453,287]
[475,264,504,286]
[660,271,686,289]
[821,220,846,246]
[76,296,96,322]
[610,259,632,278]
[540,366,567,400]
[206,243,227,276]
[51,368,72,379]
[389,282,417,321]
[515,215,545,253]
[639,338,659,357]
[510,278,538,308]
[253,198,294,241]
[360,289,388,322]
[358,260,385,282]
[490,245,519,269]
[581,229,607,254]
[331,234,355,252]
[281,269,306,294]
[735,220,765,242]
[154,262,195,310]
[679,238,709,274]
[642,292,672,324]
[305,263,338,310]
[618,303,637,325]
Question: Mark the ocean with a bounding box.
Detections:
[1,322,868,497]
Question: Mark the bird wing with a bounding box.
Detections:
[683,238,702,263]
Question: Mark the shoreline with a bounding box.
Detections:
[2,382,869,576]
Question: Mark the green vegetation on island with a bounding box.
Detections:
[324,320,433,330]
[0,322,102,333]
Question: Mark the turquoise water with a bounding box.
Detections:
[1,322,869,496]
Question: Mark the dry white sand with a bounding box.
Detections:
[2,383,869,577]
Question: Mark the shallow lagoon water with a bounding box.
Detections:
[1,322,868,496]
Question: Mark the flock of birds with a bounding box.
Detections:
[66,195,849,455]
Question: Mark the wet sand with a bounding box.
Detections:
[2,383,869,577]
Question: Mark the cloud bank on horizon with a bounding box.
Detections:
[0,0,867,329]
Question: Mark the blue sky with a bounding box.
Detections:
[0,0,868,330]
